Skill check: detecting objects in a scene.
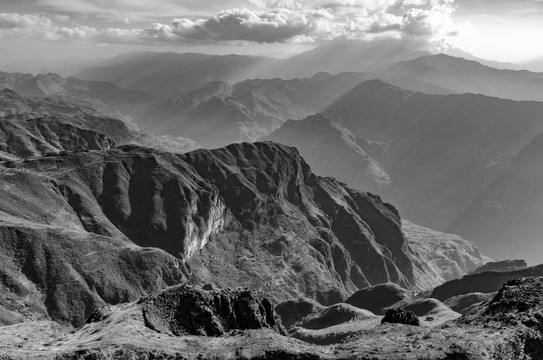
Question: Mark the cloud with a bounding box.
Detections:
[30,0,256,21]
[171,8,336,43]
[170,0,462,45]
[0,0,463,48]
[0,13,53,30]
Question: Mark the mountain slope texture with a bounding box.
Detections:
[0,141,435,327]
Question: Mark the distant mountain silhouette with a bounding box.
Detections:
[75,52,278,98]
[0,70,154,124]
[518,55,543,72]
[139,73,368,148]
[0,89,197,157]
[377,54,543,101]
[267,39,431,79]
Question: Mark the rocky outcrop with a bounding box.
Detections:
[470,260,528,275]
[463,277,543,359]
[381,308,420,326]
[138,284,286,336]
[479,277,543,323]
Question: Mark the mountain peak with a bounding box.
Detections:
[327,79,414,112]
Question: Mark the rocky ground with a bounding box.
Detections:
[1,277,543,359]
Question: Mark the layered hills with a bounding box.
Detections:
[267,39,431,79]
[263,113,392,197]
[0,70,154,124]
[75,52,277,98]
[136,72,368,148]
[267,79,543,262]
[378,54,543,102]
[0,89,198,157]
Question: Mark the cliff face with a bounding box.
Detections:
[0,141,422,326]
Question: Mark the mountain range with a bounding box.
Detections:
[0,140,489,328]
[137,72,368,148]
[266,79,543,264]
[75,51,277,98]
[377,54,543,102]
[3,37,543,359]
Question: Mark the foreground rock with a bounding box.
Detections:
[94,284,286,337]
[381,308,420,326]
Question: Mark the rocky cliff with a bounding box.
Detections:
[0,141,428,327]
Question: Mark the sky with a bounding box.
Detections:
[1,0,543,72]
